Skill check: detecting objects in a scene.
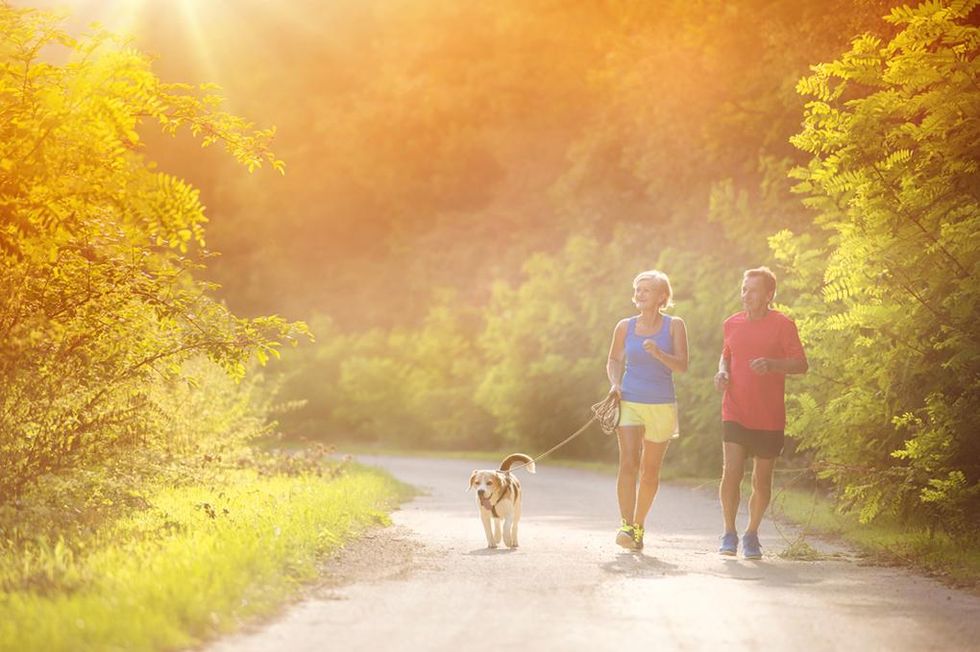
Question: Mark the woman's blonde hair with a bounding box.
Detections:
[632,270,674,312]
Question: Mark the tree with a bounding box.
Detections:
[777,0,980,530]
[0,5,305,501]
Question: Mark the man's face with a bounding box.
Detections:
[741,275,772,313]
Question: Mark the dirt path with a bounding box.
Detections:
[207,455,980,651]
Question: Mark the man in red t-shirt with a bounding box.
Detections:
[714,267,808,559]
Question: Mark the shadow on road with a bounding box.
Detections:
[707,558,821,586]
[601,552,683,578]
[465,547,520,556]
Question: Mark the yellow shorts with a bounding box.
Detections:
[619,401,679,443]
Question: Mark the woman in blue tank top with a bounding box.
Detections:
[606,270,689,550]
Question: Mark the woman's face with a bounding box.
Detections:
[633,279,665,311]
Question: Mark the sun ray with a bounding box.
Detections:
[176,0,221,87]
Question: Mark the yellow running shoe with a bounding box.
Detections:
[616,519,635,549]
[632,524,644,550]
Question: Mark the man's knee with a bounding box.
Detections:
[721,462,744,485]
[751,473,773,498]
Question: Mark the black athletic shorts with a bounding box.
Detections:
[722,421,784,459]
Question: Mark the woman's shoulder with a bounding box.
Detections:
[614,317,633,332]
[665,313,686,330]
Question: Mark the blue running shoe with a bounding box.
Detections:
[719,531,738,556]
[742,532,762,559]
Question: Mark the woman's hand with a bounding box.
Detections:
[749,358,771,374]
[642,339,662,360]
[609,384,622,398]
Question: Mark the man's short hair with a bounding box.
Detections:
[743,266,777,302]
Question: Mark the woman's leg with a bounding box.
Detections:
[616,426,644,522]
[633,439,670,527]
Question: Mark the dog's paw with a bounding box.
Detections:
[487,542,498,549]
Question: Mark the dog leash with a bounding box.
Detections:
[504,393,620,474]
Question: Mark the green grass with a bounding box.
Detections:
[770,486,980,589]
[0,465,410,652]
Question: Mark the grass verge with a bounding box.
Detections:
[770,485,980,589]
[0,464,410,652]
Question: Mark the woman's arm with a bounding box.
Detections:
[607,319,628,395]
[642,317,689,373]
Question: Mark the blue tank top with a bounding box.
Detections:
[621,315,675,404]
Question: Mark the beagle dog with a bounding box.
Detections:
[468,453,535,549]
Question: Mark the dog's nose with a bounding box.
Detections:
[477,489,486,496]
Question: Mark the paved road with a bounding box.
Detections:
[209,455,980,651]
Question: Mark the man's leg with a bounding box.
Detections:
[616,427,643,522]
[633,439,670,528]
[746,455,777,534]
[720,442,747,534]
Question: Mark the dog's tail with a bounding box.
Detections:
[499,453,535,474]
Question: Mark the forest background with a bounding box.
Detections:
[4,0,978,538]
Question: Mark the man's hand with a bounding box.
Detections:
[714,370,730,391]
[749,358,771,374]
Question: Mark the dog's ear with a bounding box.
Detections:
[467,470,477,491]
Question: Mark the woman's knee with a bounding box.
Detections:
[639,465,662,488]
[617,446,642,475]
[619,455,641,477]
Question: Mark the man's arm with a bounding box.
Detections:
[714,353,731,391]
[749,319,808,375]
[767,357,808,374]
[748,357,808,375]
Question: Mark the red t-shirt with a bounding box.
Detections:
[721,310,806,431]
